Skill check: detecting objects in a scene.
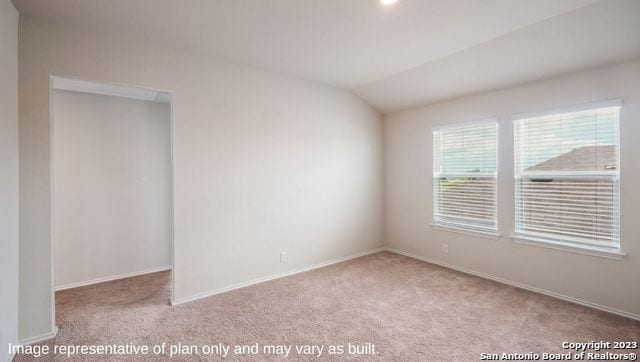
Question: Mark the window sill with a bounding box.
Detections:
[511,234,626,260]
[431,222,501,240]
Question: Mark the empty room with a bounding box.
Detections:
[1,0,639,360]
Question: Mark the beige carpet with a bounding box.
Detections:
[15,251,640,361]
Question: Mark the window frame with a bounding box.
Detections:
[431,119,500,237]
[511,99,624,259]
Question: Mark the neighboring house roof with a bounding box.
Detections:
[525,145,617,171]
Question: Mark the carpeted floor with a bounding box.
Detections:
[15,251,640,361]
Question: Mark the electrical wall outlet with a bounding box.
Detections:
[442,244,449,254]
[280,251,287,262]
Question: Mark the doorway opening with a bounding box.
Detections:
[49,76,174,330]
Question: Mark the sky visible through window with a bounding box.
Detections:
[434,123,497,174]
[514,107,618,171]
[435,107,618,173]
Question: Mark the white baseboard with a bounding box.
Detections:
[18,325,58,346]
[6,340,19,362]
[171,248,384,306]
[383,246,640,321]
[56,266,172,291]
[12,326,58,361]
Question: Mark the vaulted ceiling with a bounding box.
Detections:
[12,0,640,113]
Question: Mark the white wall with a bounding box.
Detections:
[53,90,172,288]
[385,60,640,318]
[19,18,383,340]
[0,0,19,359]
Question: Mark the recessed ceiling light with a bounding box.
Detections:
[380,0,398,6]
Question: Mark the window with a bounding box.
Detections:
[513,100,620,253]
[432,121,498,234]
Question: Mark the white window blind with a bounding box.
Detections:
[433,121,497,234]
[514,101,620,251]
